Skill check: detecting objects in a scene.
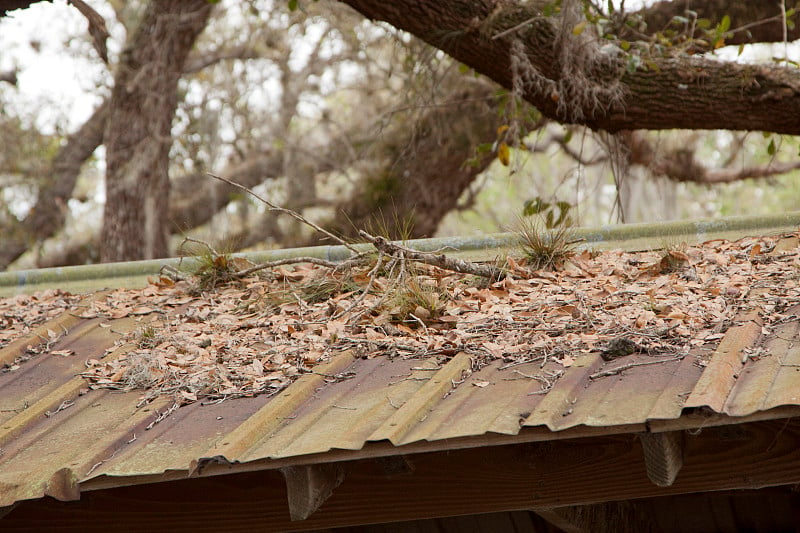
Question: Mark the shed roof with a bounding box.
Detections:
[2,215,800,524]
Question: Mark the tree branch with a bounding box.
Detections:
[0,99,108,269]
[0,69,17,85]
[630,0,800,46]
[67,0,109,64]
[623,130,800,184]
[359,230,505,281]
[182,45,262,74]
[206,172,361,254]
[338,0,800,134]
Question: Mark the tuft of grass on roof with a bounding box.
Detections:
[383,273,449,326]
[657,239,691,274]
[515,216,577,271]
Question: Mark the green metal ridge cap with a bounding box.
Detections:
[1,211,799,296]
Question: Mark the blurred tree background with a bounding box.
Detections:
[0,0,799,270]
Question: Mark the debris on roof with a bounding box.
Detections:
[3,225,800,527]
[4,231,800,410]
[0,289,84,351]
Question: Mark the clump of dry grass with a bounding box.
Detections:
[516,217,577,271]
[134,324,164,349]
[657,240,690,274]
[384,275,449,326]
[193,250,238,290]
[122,351,162,390]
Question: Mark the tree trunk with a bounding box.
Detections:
[322,81,500,242]
[0,100,108,269]
[100,0,212,262]
[338,0,800,134]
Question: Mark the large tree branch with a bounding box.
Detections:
[169,152,282,230]
[0,100,108,269]
[0,69,17,85]
[623,130,800,184]
[338,0,800,134]
[0,0,47,17]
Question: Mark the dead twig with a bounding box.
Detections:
[146,402,179,430]
[208,172,360,255]
[590,356,683,380]
[233,256,344,277]
[45,399,75,417]
[359,230,505,280]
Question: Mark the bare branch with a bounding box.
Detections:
[0,69,17,86]
[359,230,506,281]
[704,160,800,184]
[67,0,109,64]
[624,131,800,185]
[183,45,262,74]
[206,172,360,254]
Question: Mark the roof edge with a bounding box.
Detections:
[76,404,800,495]
[2,211,799,296]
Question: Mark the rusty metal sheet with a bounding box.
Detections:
[3,283,800,511]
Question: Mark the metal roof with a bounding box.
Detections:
[2,219,800,512]
[2,297,800,508]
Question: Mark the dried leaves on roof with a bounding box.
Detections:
[3,232,800,407]
[0,289,83,347]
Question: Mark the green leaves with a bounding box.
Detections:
[712,14,731,48]
[522,197,573,229]
[718,14,731,33]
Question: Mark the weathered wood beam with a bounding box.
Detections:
[640,431,684,487]
[533,501,660,533]
[375,455,414,476]
[4,419,800,531]
[280,463,346,521]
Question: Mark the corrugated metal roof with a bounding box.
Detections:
[2,231,800,511]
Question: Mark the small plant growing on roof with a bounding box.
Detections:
[385,274,449,326]
[515,215,577,271]
[177,237,241,291]
[656,239,690,274]
[135,324,164,350]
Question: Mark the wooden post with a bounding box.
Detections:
[640,431,684,487]
[280,463,346,521]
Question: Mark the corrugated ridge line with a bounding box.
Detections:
[0,390,173,507]
[263,359,456,457]
[684,307,763,413]
[256,361,413,459]
[0,291,107,367]
[725,319,800,416]
[210,350,357,462]
[403,360,555,443]
[367,352,473,445]
[0,333,137,447]
[523,353,603,431]
[646,352,705,421]
[764,320,800,410]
